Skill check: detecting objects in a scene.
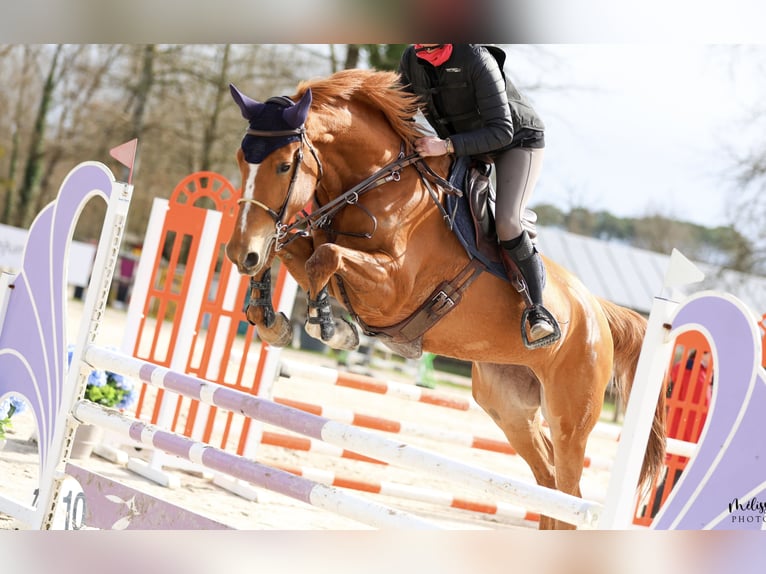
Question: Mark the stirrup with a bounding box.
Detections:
[521,305,561,350]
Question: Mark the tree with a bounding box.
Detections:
[35,45,125,215]
[730,135,766,274]
[12,44,62,228]
[0,46,37,223]
[342,44,407,70]
[564,206,597,236]
[531,203,565,228]
[200,45,231,172]
[717,46,766,275]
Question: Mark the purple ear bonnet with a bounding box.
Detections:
[230,84,312,164]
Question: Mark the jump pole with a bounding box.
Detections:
[279,358,479,412]
[0,159,438,530]
[83,344,603,528]
[282,358,695,465]
[270,395,614,471]
[71,399,440,530]
[273,462,541,524]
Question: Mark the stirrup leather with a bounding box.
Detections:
[521,305,561,350]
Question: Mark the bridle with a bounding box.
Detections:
[237,125,324,249]
[237,123,459,252]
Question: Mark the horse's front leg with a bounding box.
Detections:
[243,235,315,347]
[303,243,395,350]
[243,267,293,347]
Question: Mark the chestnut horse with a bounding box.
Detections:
[225,69,665,529]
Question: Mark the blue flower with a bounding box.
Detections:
[109,371,128,389]
[66,344,137,409]
[117,386,138,410]
[87,369,108,388]
[0,398,11,420]
[0,395,25,418]
[9,395,26,414]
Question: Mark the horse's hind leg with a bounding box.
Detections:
[540,360,611,530]
[471,362,560,529]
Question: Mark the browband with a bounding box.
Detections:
[246,127,305,137]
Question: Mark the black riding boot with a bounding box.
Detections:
[500,231,560,346]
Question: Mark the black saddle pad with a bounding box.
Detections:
[444,158,506,281]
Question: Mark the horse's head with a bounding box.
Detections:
[226,83,318,275]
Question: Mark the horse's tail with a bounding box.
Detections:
[599,297,666,492]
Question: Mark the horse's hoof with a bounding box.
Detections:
[257,312,293,347]
[337,317,360,350]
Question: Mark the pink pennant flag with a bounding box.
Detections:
[109,139,138,184]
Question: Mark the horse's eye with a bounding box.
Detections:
[278,162,292,174]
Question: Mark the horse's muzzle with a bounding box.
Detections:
[235,251,260,275]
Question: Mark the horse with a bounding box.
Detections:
[224,68,666,529]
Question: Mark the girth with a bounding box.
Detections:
[333,258,485,359]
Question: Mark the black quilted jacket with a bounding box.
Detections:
[399,44,544,157]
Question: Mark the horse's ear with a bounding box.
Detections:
[283,89,312,129]
[229,83,265,121]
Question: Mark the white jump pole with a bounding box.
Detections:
[84,344,602,528]
[73,399,441,530]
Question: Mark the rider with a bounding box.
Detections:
[398,43,559,346]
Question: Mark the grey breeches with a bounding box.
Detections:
[493,146,545,242]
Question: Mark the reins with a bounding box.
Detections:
[238,124,462,251]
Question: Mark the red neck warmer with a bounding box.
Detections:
[414,44,453,67]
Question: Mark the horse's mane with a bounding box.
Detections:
[294,69,427,145]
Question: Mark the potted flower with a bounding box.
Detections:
[0,395,27,447]
[67,345,138,410]
[67,345,137,458]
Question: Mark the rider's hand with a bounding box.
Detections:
[415,136,452,157]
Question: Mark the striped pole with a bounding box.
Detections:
[272,396,614,471]
[261,430,386,465]
[84,344,603,528]
[72,400,439,530]
[282,362,697,465]
[587,421,697,459]
[273,463,541,524]
[280,359,477,411]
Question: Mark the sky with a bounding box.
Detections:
[508,44,765,229]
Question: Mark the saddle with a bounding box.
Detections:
[445,155,538,283]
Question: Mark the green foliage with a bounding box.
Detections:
[0,413,12,439]
[69,345,137,409]
[0,396,26,440]
[83,377,130,408]
[532,204,565,228]
[362,44,408,71]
